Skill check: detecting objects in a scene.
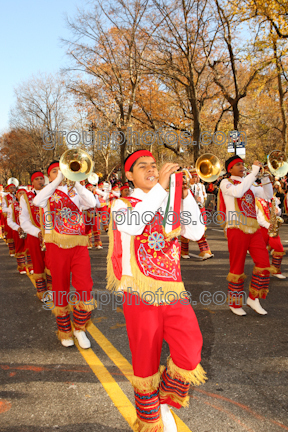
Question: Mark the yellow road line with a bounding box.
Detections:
[74,338,136,430]
[88,322,193,432]
[26,271,192,431]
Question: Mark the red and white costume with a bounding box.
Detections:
[20,188,48,298]
[256,197,285,275]
[108,181,207,431]
[2,192,16,255]
[7,196,30,273]
[34,172,98,341]
[220,165,274,308]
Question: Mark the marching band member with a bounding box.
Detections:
[84,183,102,249]
[7,188,29,274]
[181,170,214,260]
[256,196,286,279]
[219,155,274,316]
[34,161,98,349]
[120,184,130,198]
[108,149,207,432]
[0,184,4,239]
[19,172,48,300]
[2,184,16,256]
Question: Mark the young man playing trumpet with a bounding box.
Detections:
[220,156,274,316]
[108,149,207,432]
[34,160,98,348]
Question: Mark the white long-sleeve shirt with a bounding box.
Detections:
[19,189,41,238]
[112,183,205,278]
[33,174,98,234]
[220,165,273,220]
[7,204,19,232]
[2,193,15,214]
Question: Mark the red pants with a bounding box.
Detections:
[27,234,47,298]
[46,243,93,307]
[260,226,285,274]
[26,234,45,275]
[123,292,206,428]
[85,216,102,247]
[3,215,15,254]
[181,235,212,257]
[227,228,271,306]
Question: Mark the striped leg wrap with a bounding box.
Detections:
[46,274,52,290]
[93,230,102,247]
[272,255,283,273]
[36,278,47,299]
[181,236,189,255]
[228,280,245,308]
[8,241,15,255]
[73,308,92,331]
[134,389,162,431]
[56,313,72,338]
[26,253,33,271]
[17,255,26,272]
[197,235,210,252]
[249,271,270,299]
[159,367,190,408]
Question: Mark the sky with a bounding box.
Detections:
[0,0,82,134]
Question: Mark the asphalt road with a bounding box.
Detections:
[0,226,288,432]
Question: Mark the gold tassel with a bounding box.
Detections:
[56,329,73,340]
[249,284,269,299]
[271,250,286,257]
[51,305,70,317]
[33,272,46,281]
[226,272,247,283]
[73,299,97,312]
[132,371,161,393]
[133,418,164,432]
[166,356,207,386]
[44,231,89,248]
[253,265,277,275]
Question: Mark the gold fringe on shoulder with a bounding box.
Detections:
[44,231,89,249]
[106,211,121,292]
[132,371,161,393]
[166,355,207,387]
[133,418,164,432]
[255,199,270,223]
[226,272,247,283]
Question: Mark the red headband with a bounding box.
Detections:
[86,184,92,188]
[47,162,59,175]
[124,150,155,172]
[227,157,243,173]
[17,188,27,194]
[5,185,13,191]
[120,185,129,191]
[31,172,44,183]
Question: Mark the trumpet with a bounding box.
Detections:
[59,149,94,187]
[245,150,288,185]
